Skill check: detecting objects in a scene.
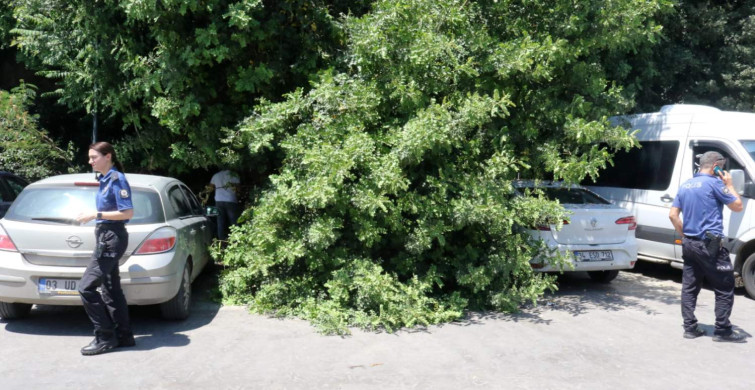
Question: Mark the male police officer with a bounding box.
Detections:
[669,151,745,343]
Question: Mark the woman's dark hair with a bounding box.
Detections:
[90,141,125,172]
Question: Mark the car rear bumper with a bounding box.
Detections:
[0,250,183,306]
[532,242,638,273]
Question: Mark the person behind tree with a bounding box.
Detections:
[209,169,240,241]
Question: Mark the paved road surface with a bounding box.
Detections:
[1,262,753,389]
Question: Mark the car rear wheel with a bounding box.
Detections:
[160,262,192,320]
[742,253,755,299]
[587,270,619,283]
[0,302,32,319]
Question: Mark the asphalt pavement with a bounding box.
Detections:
[1,262,753,390]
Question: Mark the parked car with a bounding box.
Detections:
[583,104,755,296]
[0,171,29,218]
[516,181,638,283]
[0,173,214,320]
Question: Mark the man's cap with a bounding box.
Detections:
[699,151,725,167]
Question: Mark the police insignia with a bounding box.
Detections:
[120,189,130,198]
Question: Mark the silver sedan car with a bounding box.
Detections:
[0,173,214,320]
[516,181,638,283]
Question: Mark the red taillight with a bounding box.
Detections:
[134,228,177,255]
[536,220,570,231]
[74,182,99,187]
[616,216,637,230]
[0,226,18,252]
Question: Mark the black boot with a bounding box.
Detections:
[117,330,136,348]
[81,332,118,356]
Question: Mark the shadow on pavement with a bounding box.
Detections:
[456,262,684,326]
[1,265,222,350]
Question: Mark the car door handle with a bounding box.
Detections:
[200,225,206,230]
[190,229,197,235]
[661,194,674,203]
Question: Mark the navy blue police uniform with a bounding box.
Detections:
[672,172,738,337]
[78,167,133,348]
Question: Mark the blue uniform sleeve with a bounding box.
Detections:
[672,189,683,208]
[111,173,134,211]
[712,181,738,205]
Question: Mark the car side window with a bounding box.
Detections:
[180,185,204,216]
[168,185,192,218]
[5,177,27,199]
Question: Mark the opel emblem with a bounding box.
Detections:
[590,218,598,228]
[66,235,83,248]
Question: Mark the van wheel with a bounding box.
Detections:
[159,262,192,320]
[742,253,755,299]
[0,302,32,319]
[587,270,619,283]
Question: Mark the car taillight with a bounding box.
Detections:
[616,216,637,230]
[0,225,18,252]
[134,228,177,255]
[536,220,570,231]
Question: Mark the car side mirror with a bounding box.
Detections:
[730,169,745,195]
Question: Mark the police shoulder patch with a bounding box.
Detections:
[120,189,130,198]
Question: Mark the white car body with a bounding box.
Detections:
[517,182,638,282]
[0,173,213,319]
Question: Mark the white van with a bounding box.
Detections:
[584,104,755,297]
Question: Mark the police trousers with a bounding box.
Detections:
[78,223,131,336]
[681,236,735,335]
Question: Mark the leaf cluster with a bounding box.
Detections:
[11,0,371,173]
[623,0,755,112]
[0,82,76,180]
[217,0,663,333]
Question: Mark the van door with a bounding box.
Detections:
[688,141,753,252]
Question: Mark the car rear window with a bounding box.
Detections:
[5,186,164,225]
[525,187,610,205]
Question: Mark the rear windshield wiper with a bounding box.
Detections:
[31,217,82,225]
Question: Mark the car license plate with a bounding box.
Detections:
[574,250,613,262]
[38,278,79,296]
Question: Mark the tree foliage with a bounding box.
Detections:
[0,82,75,180]
[0,0,13,49]
[625,0,755,112]
[216,0,664,333]
[11,0,370,173]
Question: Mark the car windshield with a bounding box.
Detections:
[525,187,610,205]
[5,186,164,225]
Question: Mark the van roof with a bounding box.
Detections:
[614,104,755,139]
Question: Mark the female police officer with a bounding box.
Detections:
[75,142,135,355]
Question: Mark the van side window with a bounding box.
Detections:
[691,146,744,173]
[585,141,679,190]
[692,144,754,199]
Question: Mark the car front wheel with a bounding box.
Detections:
[587,270,619,283]
[0,302,32,319]
[159,262,192,320]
